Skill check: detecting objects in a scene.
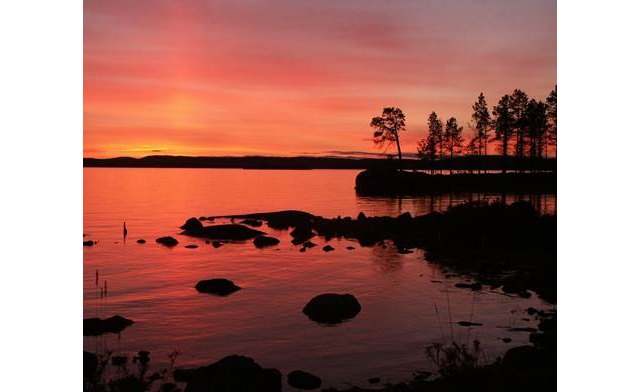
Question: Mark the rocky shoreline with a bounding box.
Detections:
[84,200,556,391]
[355,168,557,195]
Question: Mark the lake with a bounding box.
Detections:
[83,168,555,390]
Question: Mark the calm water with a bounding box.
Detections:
[84,168,555,390]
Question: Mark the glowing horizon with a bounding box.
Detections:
[84,0,556,158]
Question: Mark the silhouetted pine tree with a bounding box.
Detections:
[545,85,557,157]
[418,112,443,173]
[509,89,529,161]
[471,93,491,157]
[524,99,548,159]
[370,107,406,170]
[444,117,464,159]
[492,95,515,174]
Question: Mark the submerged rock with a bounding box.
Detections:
[346,246,356,250]
[322,245,335,252]
[303,293,361,324]
[458,321,483,327]
[287,370,322,390]
[84,315,134,336]
[83,240,95,247]
[136,239,146,244]
[303,241,317,248]
[183,355,281,392]
[212,241,223,248]
[253,236,280,248]
[185,244,198,249]
[195,278,241,296]
[455,282,482,291]
[508,327,538,333]
[156,236,179,247]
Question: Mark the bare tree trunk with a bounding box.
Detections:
[395,134,403,172]
[502,136,507,175]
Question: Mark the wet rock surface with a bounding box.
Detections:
[84,315,134,336]
[156,236,179,247]
[287,370,322,390]
[303,293,361,324]
[179,355,281,392]
[195,278,241,296]
[182,221,265,240]
[253,235,280,248]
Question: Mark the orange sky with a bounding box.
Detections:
[84,0,556,158]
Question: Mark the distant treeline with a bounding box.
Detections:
[369,86,557,173]
[83,155,556,171]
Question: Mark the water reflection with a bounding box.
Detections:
[370,241,406,272]
[356,192,556,217]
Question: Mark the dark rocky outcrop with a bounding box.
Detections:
[182,221,265,240]
[84,315,134,336]
[241,218,262,227]
[84,351,98,379]
[355,168,557,195]
[303,241,317,248]
[156,236,179,247]
[287,370,322,390]
[502,345,541,371]
[185,244,198,249]
[253,236,280,248]
[322,245,335,252]
[136,239,146,244]
[195,278,241,296]
[181,355,281,392]
[291,224,315,245]
[222,210,315,230]
[83,240,95,247]
[181,217,204,232]
[212,241,223,248]
[303,293,361,324]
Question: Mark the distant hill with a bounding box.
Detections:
[83,155,557,171]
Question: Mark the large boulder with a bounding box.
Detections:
[84,351,98,379]
[156,236,179,247]
[181,217,204,232]
[183,355,281,392]
[253,236,280,248]
[302,293,361,324]
[183,224,265,240]
[287,370,322,390]
[291,224,314,244]
[84,315,134,336]
[195,278,241,296]
[230,210,315,230]
[502,345,540,371]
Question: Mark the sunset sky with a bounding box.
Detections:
[84,0,556,158]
